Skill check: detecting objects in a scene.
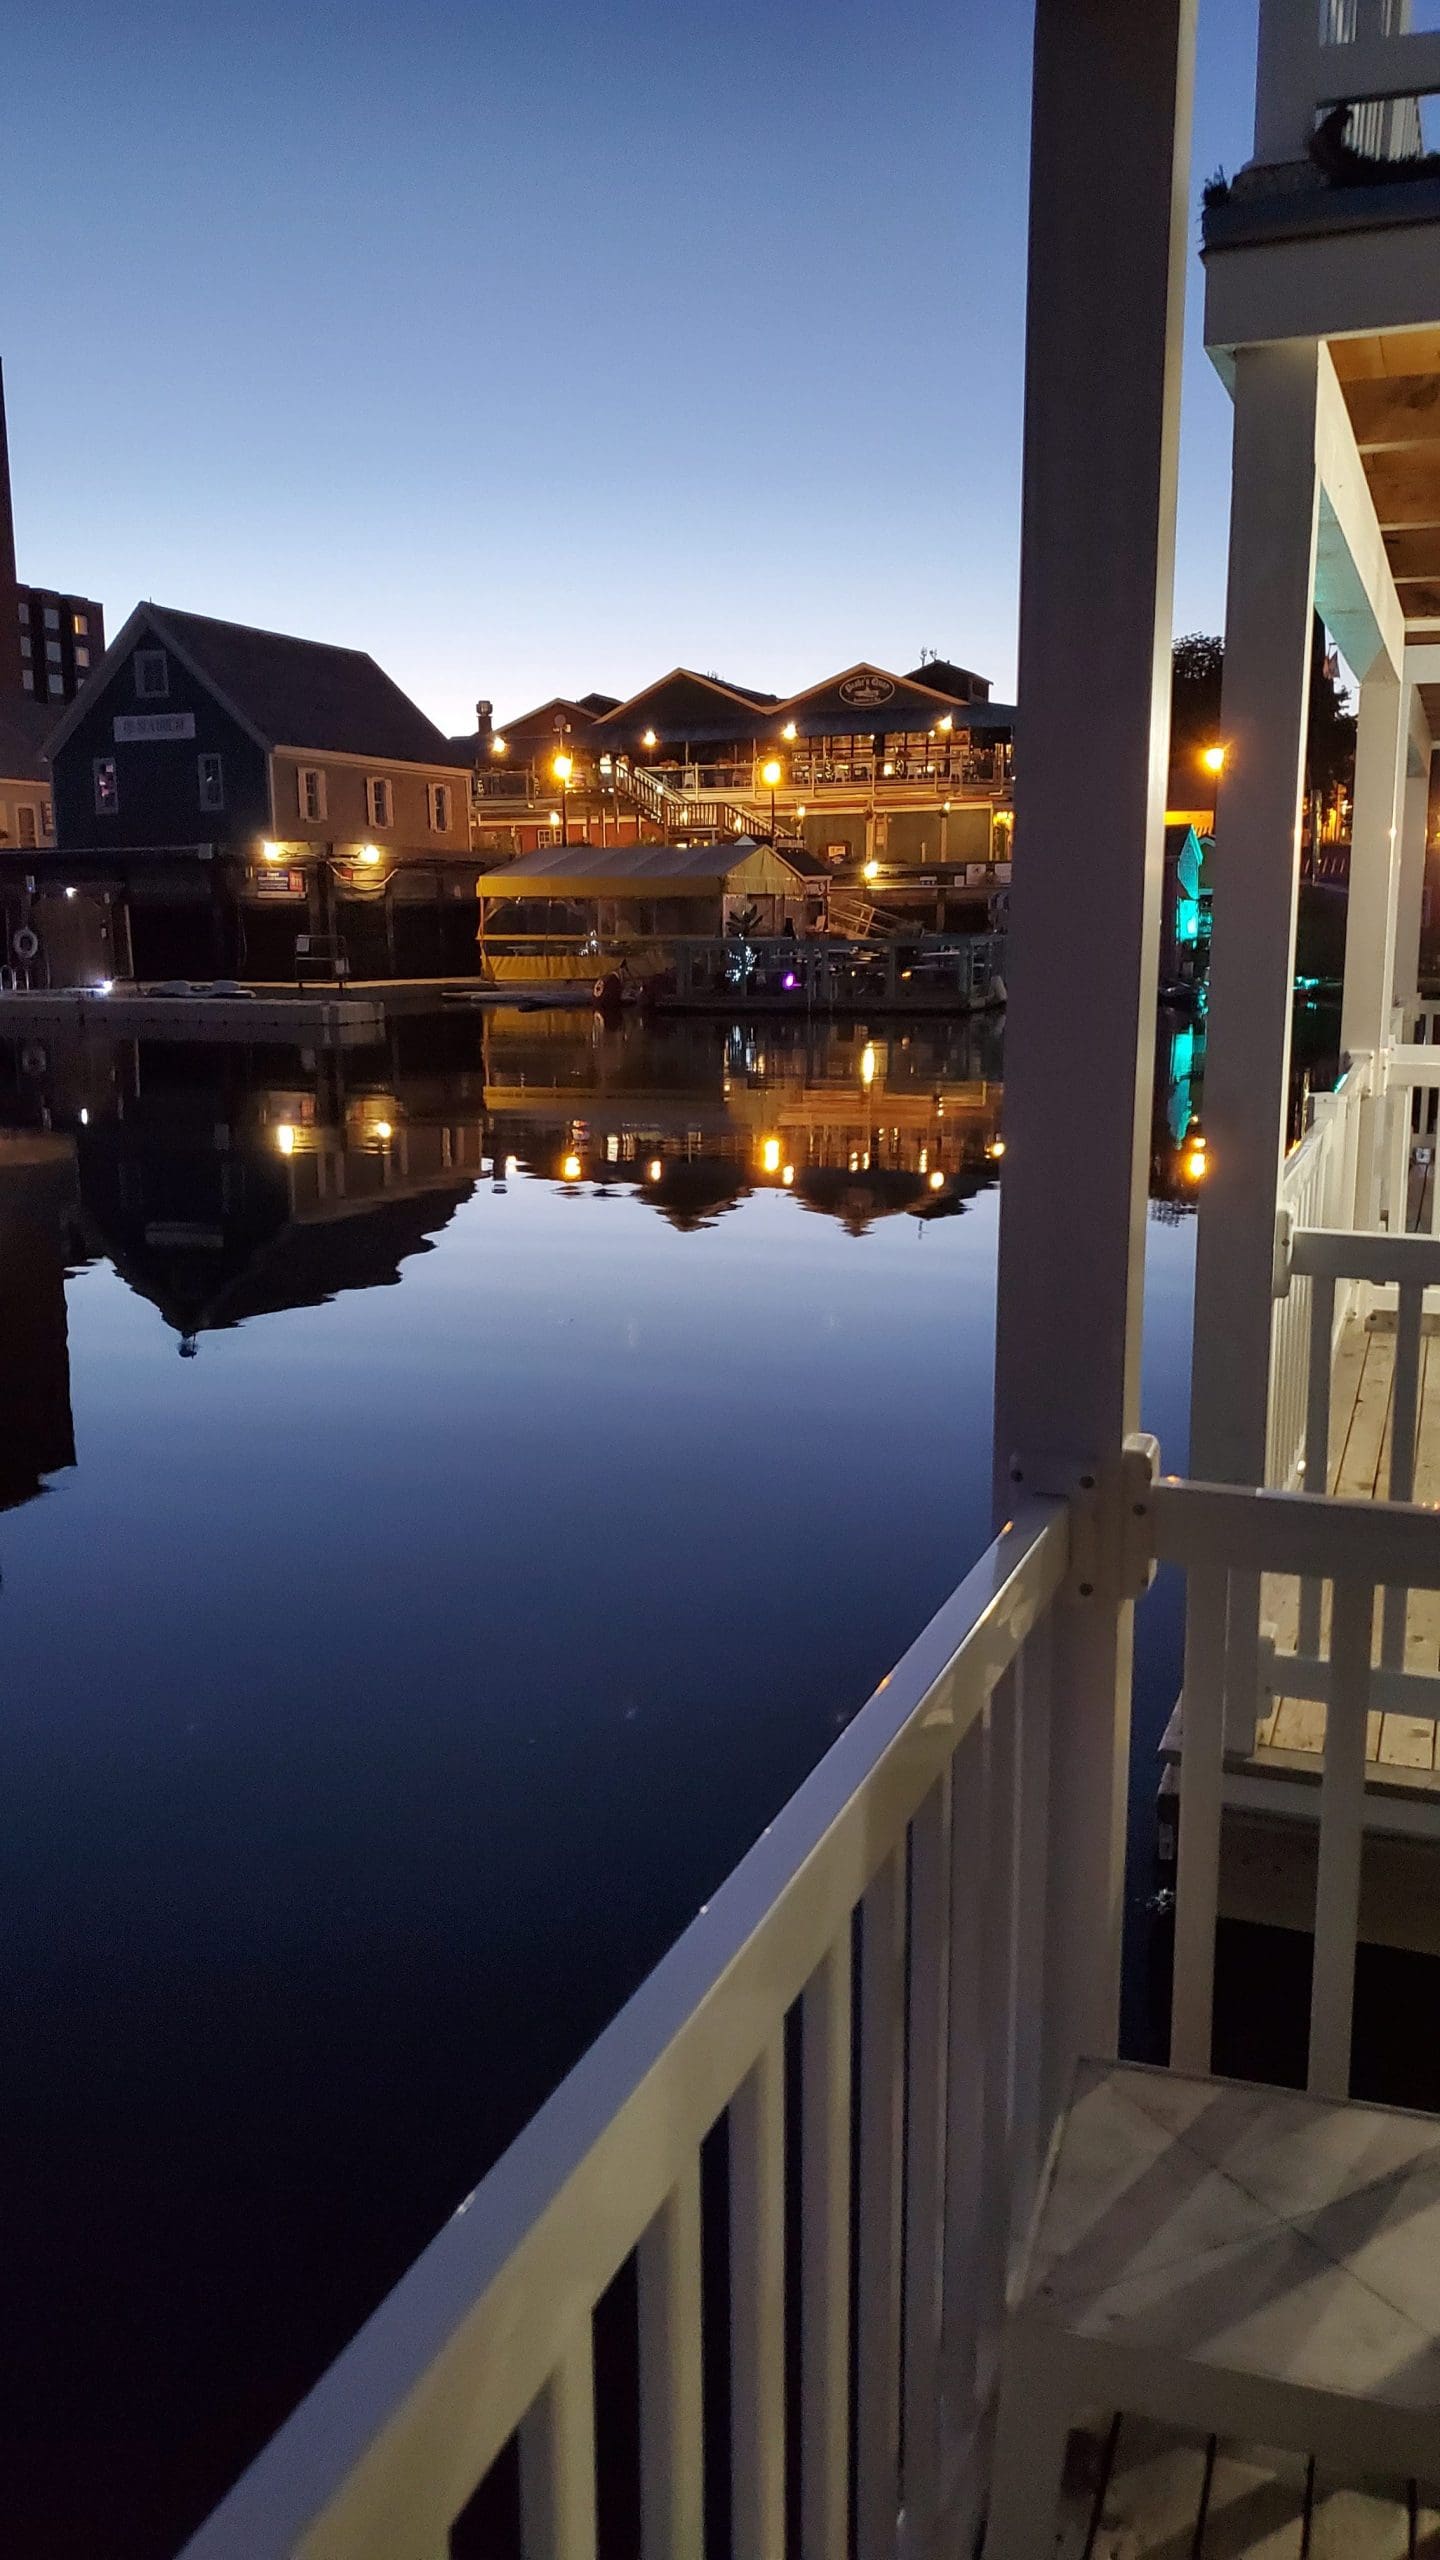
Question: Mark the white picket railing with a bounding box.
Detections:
[1162,1470,1440,2097]
[180,1501,1069,2560]
[1266,1057,1372,1487]
[1256,0,1439,165]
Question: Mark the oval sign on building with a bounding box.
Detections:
[837,672,896,708]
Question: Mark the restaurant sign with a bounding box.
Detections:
[837,672,896,708]
[114,712,196,742]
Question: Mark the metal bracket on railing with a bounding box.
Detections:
[1272,1205,1294,1299]
[1008,1433,1158,1602]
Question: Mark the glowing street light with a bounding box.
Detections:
[759,756,782,840]
[863,858,880,883]
[552,748,574,846]
[641,728,658,750]
[781,721,797,741]
[490,734,508,756]
[1202,743,1226,776]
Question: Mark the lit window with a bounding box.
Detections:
[134,648,169,699]
[43,606,59,631]
[75,645,90,669]
[428,781,451,831]
[365,775,393,827]
[16,805,37,849]
[198,753,225,812]
[93,756,119,815]
[298,766,327,822]
[72,612,88,636]
[46,640,62,663]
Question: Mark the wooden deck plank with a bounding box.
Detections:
[1337,1324,1394,1501]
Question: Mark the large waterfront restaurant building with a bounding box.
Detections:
[465,655,1016,882]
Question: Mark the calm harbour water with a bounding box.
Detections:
[0,1007,1200,2558]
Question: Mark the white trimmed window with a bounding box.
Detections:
[198,753,225,812]
[93,756,119,815]
[365,775,393,828]
[427,781,452,832]
[298,766,327,823]
[135,648,169,699]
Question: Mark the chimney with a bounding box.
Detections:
[0,360,23,697]
[474,697,493,740]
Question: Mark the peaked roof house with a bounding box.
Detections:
[0,694,56,851]
[42,605,475,980]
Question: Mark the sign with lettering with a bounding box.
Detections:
[114,712,196,742]
[837,672,895,709]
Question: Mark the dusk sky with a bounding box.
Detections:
[8,0,1258,734]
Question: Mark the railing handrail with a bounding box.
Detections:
[181,1499,1068,2559]
[1256,0,1439,160]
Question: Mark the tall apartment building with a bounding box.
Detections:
[0,358,104,708]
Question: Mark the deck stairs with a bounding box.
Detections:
[615,761,768,844]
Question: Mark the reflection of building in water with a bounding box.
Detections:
[0,1134,81,1511]
[479,1008,1007,1234]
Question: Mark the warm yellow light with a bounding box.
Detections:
[938,714,954,733]
[782,1164,795,1186]
[641,728,658,749]
[759,758,783,789]
[862,858,880,882]
[647,1157,663,1182]
[1185,1146,1208,1182]
[552,751,574,784]
[860,1041,877,1088]
[561,1153,582,1180]
[358,844,381,866]
[373,1120,393,1142]
[261,841,283,863]
[1201,743,1226,775]
[548,809,562,826]
[796,803,807,819]
[490,735,508,755]
[761,1137,781,1174]
[928,1169,945,1191]
[275,1122,296,1156]
[987,1137,1006,1159]
[781,721,797,742]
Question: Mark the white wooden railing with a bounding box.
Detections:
[1266,1056,1372,1486]
[181,1502,1070,2560]
[1256,0,1439,165]
[1162,1467,1440,2098]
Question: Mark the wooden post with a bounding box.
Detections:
[993,0,1195,2098]
[1190,343,1322,1489]
[1341,667,1405,1062]
[1393,746,1431,1014]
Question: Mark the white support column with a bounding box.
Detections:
[1342,669,1405,1060]
[1190,342,1322,1491]
[1395,754,1432,1013]
[994,0,1195,2100]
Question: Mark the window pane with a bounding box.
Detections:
[72,613,88,636]
[93,757,119,814]
[46,641,61,663]
[135,649,168,699]
[75,646,89,669]
[17,807,36,848]
[43,607,59,630]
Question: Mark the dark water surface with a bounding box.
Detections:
[0,1008,1198,2557]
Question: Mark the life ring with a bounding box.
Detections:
[20,1041,48,1076]
[593,976,608,1001]
[12,925,39,962]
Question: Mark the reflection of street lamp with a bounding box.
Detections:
[552,750,574,847]
[759,756,782,841]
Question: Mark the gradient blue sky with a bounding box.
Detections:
[7,0,1257,733]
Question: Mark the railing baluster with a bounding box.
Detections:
[939,1711,987,2525]
[1009,1615,1054,2230]
[637,2163,705,2560]
[1172,1561,1229,2075]
[1382,1282,1424,1666]
[902,1774,953,2544]
[729,2032,785,2560]
[800,1936,852,2560]
[1309,1580,1375,2100]
[519,2328,598,2560]
[1300,1268,1335,1654]
[856,1846,906,2560]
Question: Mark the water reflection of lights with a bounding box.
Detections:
[987,1137,1006,1160]
[860,1042,877,1088]
[782,1165,795,1187]
[275,1123,296,1156]
[761,1137,781,1174]
[561,1154,583,1181]
[928,1169,945,1191]
[647,1159,663,1182]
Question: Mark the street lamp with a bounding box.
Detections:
[1202,743,1226,776]
[552,749,574,847]
[759,756,782,841]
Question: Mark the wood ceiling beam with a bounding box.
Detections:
[1345,374,1440,453]
[1364,450,1440,531]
